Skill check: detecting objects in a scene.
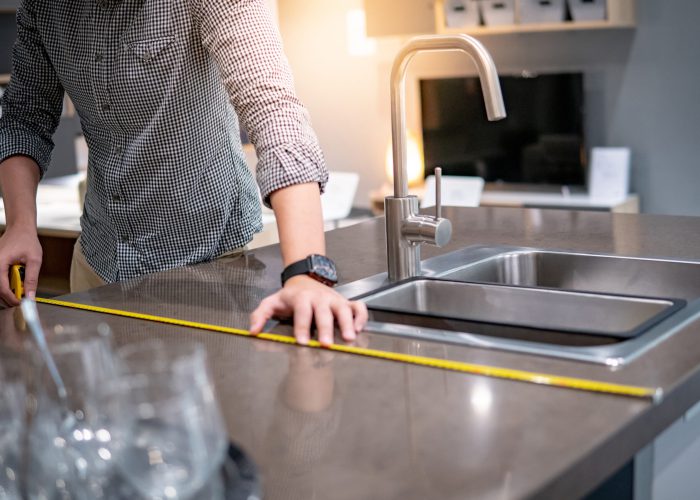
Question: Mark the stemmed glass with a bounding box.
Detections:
[27,323,126,500]
[0,351,26,500]
[117,340,228,500]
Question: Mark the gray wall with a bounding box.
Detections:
[594,0,700,216]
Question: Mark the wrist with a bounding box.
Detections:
[283,274,317,287]
[4,221,37,234]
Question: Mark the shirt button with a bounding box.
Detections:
[115,146,124,155]
[112,194,121,202]
[120,235,129,243]
[95,53,104,62]
[101,103,111,112]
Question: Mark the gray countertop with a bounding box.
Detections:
[4,206,700,499]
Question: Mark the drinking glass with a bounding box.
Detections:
[27,323,126,500]
[0,351,26,500]
[117,340,227,500]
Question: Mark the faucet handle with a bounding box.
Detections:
[435,167,443,219]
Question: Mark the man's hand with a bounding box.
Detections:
[0,227,42,306]
[249,275,368,346]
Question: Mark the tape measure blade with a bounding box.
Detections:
[34,297,661,401]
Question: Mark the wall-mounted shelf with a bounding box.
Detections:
[435,0,635,36]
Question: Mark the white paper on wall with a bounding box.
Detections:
[588,147,631,202]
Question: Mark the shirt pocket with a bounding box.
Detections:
[121,3,179,81]
[117,9,178,131]
[124,36,175,63]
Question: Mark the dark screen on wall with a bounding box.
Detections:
[421,73,586,186]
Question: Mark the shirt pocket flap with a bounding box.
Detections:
[126,37,174,62]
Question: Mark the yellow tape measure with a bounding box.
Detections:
[9,264,25,300]
[31,294,663,402]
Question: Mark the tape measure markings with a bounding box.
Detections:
[34,297,662,401]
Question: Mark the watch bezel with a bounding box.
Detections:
[308,254,338,286]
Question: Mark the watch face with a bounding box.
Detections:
[310,254,338,284]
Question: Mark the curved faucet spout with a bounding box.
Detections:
[390,35,506,198]
[384,35,506,281]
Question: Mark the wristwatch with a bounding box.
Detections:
[281,254,338,287]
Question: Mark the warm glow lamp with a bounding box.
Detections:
[385,130,424,187]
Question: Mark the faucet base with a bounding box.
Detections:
[385,196,421,281]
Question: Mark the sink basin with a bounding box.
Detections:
[338,245,700,365]
[359,278,682,340]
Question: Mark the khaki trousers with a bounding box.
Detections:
[69,239,245,293]
[69,239,107,293]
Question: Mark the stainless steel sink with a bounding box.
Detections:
[359,278,682,339]
[338,246,700,365]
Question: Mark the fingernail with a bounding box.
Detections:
[26,291,35,300]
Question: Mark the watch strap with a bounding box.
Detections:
[281,258,312,285]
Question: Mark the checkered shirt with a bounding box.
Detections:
[0,0,328,282]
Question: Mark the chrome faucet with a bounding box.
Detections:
[385,35,507,281]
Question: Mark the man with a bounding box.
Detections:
[0,0,367,344]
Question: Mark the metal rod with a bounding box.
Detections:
[435,167,442,219]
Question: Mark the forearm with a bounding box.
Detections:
[0,155,40,231]
[269,182,325,266]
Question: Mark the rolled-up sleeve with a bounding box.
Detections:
[194,0,328,206]
[0,0,64,178]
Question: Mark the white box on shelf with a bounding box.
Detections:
[518,0,566,24]
[444,0,480,29]
[421,175,484,208]
[567,0,606,22]
[480,0,515,26]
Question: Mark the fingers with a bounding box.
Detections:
[313,301,335,347]
[350,301,369,333]
[0,260,19,307]
[0,230,43,306]
[23,257,42,300]
[253,285,368,348]
[292,299,313,346]
[332,300,357,343]
[249,295,285,334]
